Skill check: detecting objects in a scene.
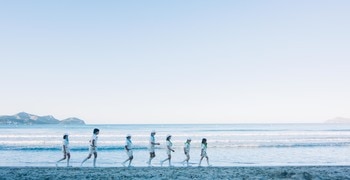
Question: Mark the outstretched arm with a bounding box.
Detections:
[151,142,160,145]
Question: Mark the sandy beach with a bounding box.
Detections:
[0,166,349,180]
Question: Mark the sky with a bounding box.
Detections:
[0,1,349,124]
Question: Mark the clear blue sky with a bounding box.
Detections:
[1,1,349,124]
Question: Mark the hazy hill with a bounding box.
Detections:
[0,112,86,125]
[60,117,85,125]
[324,117,350,124]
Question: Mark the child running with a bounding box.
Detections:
[147,130,160,167]
[181,138,191,166]
[160,134,175,167]
[122,134,133,167]
[56,133,70,167]
[199,138,210,166]
[81,128,100,167]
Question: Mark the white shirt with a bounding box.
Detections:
[167,140,173,148]
[90,134,98,147]
[62,139,69,152]
[184,142,190,154]
[201,143,207,153]
[125,138,133,150]
[166,140,173,155]
[149,135,155,151]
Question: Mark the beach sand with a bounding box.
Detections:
[0,166,349,180]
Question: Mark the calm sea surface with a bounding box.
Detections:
[0,124,350,167]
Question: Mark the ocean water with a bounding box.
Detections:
[0,124,350,167]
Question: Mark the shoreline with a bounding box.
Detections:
[1,166,349,179]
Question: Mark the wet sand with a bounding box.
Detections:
[0,166,349,180]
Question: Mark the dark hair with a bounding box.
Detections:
[166,136,171,141]
[93,128,100,134]
[201,138,207,144]
[63,134,68,139]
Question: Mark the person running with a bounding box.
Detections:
[181,138,191,166]
[56,133,70,167]
[147,130,160,166]
[81,128,100,167]
[199,138,210,166]
[122,134,133,167]
[160,134,175,167]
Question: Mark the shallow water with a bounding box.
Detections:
[0,124,350,167]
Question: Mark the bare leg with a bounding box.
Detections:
[186,155,190,166]
[148,153,155,166]
[67,153,71,167]
[128,156,133,166]
[182,154,190,166]
[122,153,133,167]
[147,158,152,166]
[169,155,172,166]
[160,158,167,166]
[81,154,92,166]
[93,152,97,167]
[161,155,171,167]
[56,154,67,166]
[124,156,133,167]
[122,159,128,167]
[160,159,165,166]
[199,156,204,166]
[122,158,130,167]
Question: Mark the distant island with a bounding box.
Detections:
[0,112,86,125]
[324,117,350,124]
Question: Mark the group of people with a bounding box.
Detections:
[56,128,210,167]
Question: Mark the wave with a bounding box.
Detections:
[204,129,350,132]
[1,142,350,151]
[0,145,149,151]
[235,142,350,148]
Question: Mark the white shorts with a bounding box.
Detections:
[63,147,70,154]
[89,146,97,154]
[126,150,133,157]
[167,149,172,156]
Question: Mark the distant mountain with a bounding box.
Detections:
[325,117,350,124]
[60,117,85,125]
[0,112,86,125]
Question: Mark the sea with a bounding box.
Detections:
[0,124,350,167]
